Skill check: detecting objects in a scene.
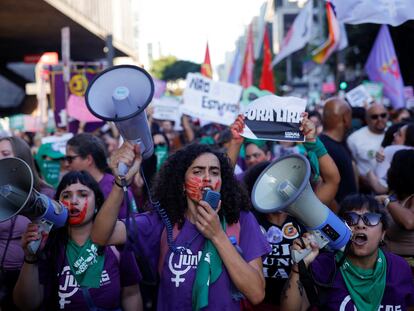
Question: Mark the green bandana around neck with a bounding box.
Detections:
[192,217,226,311]
[336,249,387,311]
[66,238,105,288]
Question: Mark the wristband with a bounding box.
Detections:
[303,137,328,158]
[114,178,131,189]
[24,255,38,264]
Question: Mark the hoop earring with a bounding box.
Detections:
[379,239,385,247]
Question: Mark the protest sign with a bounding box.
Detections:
[41,133,74,155]
[363,81,383,102]
[242,95,306,142]
[67,94,101,122]
[346,85,374,107]
[152,96,181,122]
[182,73,242,125]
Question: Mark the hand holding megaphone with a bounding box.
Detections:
[22,223,49,259]
[291,233,320,267]
[109,141,143,186]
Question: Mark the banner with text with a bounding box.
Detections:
[182,73,242,125]
[242,95,306,142]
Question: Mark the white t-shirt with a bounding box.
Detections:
[346,126,384,175]
[375,145,414,187]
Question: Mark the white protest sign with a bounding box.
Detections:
[152,96,181,122]
[182,73,242,126]
[242,95,306,142]
[346,85,374,107]
[41,133,74,155]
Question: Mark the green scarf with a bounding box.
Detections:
[336,249,387,311]
[192,218,226,311]
[66,238,105,288]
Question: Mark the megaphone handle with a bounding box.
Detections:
[291,230,329,263]
[27,221,53,255]
[118,162,129,177]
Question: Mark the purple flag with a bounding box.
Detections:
[153,78,167,98]
[365,25,405,109]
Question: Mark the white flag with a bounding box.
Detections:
[271,1,313,67]
[330,0,414,27]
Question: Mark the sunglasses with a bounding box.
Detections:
[63,155,81,163]
[369,113,387,120]
[343,212,382,227]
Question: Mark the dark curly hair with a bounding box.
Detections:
[387,149,414,200]
[152,143,250,227]
[338,193,388,230]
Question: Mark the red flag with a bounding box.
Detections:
[201,42,213,78]
[259,27,276,93]
[240,24,254,88]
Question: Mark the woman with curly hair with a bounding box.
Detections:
[91,143,271,310]
[377,149,414,275]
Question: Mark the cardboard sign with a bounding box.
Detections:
[67,94,101,122]
[346,85,374,107]
[242,95,306,142]
[182,73,242,126]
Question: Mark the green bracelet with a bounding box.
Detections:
[303,137,328,158]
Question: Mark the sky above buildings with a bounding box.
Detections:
[138,0,266,67]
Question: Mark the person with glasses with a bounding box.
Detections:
[64,133,139,219]
[347,103,389,192]
[280,194,414,311]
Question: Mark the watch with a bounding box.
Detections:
[384,194,397,208]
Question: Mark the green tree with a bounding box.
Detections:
[150,56,177,79]
[162,60,201,81]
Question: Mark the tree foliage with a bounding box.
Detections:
[150,56,201,81]
[150,56,177,79]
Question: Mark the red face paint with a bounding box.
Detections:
[213,180,221,191]
[185,176,203,202]
[68,200,89,225]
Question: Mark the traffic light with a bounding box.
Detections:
[339,81,348,90]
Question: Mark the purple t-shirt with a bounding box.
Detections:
[98,173,135,219]
[130,210,271,310]
[311,251,414,310]
[39,244,141,310]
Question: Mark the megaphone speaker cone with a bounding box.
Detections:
[0,157,34,222]
[85,65,154,121]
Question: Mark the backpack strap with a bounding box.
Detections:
[158,221,241,276]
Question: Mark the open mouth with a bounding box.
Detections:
[69,208,81,217]
[352,233,368,246]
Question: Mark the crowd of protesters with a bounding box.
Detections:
[1,96,414,311]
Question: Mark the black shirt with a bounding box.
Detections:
[320,134,357,203]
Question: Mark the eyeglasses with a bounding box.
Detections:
[369,113,387,120]
[63,155,81,163]
[343,212,382,227]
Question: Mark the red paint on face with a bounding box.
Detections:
[185,176,203,202]
[213,180,221,191]
[68,200,88,225]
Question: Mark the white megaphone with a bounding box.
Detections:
[85,65,154,176]
[0,158,68,254]
[251,154,351,263]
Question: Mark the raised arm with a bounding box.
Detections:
[227,114,245,168]
[280,234,320,311]
[13,223,45,311]
[91,142,142,246]
[300,112,340,208]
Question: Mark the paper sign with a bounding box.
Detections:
[41,133,74,155]
[346,85,374,107]
[67,94,101,122]
[242,95,306,142]
[182,73,242,126]
[152,97,181,122]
